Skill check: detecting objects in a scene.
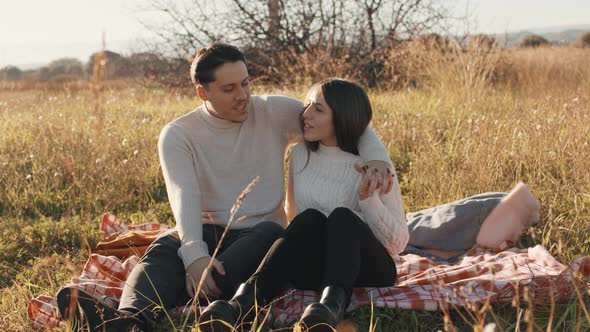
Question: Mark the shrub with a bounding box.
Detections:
[575,31,590,48]
[467,34,497,50]
[128,52,191,87]
[0,66,23,81]
[520,34,550,48]
[38,58,84,81]
[87,50,131,79]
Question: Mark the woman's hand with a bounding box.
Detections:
[355,163,382,200]
[354,161,393,198]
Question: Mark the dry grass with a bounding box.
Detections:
[0,46,589,331]
[504,47,590,95]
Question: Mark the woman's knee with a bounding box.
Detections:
[326,207,364,233]
[285,209,327,237]
[328,207,360,224]
[299,208,327,220]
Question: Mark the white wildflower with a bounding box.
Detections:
[483,323,496,332]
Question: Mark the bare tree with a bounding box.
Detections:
[139,0,234,58]
[141,0,450,55]
[137,0,454,86]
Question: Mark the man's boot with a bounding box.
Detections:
[56,287,146,332]
[198,283,262,332]
[298,286,349,332]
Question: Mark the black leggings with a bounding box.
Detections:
[248,208,397,303]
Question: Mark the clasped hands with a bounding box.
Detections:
[354,160,393,200]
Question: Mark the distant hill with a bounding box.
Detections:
[493,24,590,47]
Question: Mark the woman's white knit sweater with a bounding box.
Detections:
[287,143,410,259]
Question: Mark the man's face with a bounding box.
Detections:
[198,61,251,123]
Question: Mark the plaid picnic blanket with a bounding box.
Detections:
[28,213,590,329]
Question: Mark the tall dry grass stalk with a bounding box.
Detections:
[90,35,106,117]
[188,177,260,331]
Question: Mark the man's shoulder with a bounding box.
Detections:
[166,107,201,127]
[159,107,202,142]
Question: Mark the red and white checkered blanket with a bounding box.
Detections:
[28,213,590,329]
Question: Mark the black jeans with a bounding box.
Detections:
[248,208,397,303]
[118,221,283,320]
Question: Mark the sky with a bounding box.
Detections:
[0,0,151,68]
[454,0,590,34]
[1,0,589,68]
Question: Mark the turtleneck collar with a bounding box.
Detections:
[317,142,356,158]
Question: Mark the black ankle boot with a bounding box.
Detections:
[56,287,146,332]
[298,286,350,332]
[198,283,261,332]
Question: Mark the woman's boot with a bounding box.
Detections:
[198,283,261,332]
[298,286,349,332]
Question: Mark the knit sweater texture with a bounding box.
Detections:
[288,143,409,258]
[158,95,391,268]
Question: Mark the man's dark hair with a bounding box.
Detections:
[301,78,373,156]
[190,42,246,85]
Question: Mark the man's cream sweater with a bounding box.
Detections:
[288,143,409,258]
[158,95,391,268]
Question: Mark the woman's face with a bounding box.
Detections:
[302,88,337,146]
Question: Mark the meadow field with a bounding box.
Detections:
[0,46,589,331]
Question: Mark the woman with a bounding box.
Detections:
[198,78,409,332]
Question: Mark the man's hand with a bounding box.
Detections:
[185,256,226,299]
[354,160,393,196]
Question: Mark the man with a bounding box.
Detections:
[57,42,394,331]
